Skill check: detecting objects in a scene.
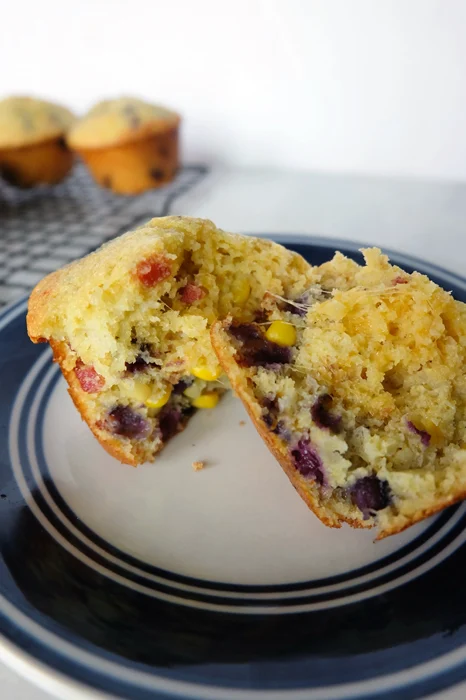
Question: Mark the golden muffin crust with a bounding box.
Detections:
[211,248,466,538]
[67,97,180,149]
[0,96,75,149]
[28,216,314,465]
[0,139,74,188]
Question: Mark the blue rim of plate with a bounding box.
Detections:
[0,233,464,700]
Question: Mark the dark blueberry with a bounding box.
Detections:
[150,168,165,181]
[229,323,292,367]
[273,420,292,442]
[291,438,325,485]
[125,355,149,373]
[406,420,431,446]
[126,343,156,372]
[311,394,341,433]
[262,396,278,429]
[173,377,194,394]
[250,342,292,367]
[350,476,391,519]
[125,356,148,373]
[284,303,307,316]
[107,406,150,439]
[283,292,309,316]
[254,309,268,323]
[182,404,196,418]
[56,136,69,151]
[229,323,263,343]
[159,406,182,442]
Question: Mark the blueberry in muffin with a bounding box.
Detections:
[211,248,466,538]
[27,217,314,465]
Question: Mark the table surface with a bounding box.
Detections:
[1,166,466,699]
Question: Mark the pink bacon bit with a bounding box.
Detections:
[180,283,206,303]
[392,276,409,285]
[135,255,171,287]
[75,360,105,393]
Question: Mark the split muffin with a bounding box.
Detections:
[27,216,314,465]
[0,96,75,187]
[67,97,180,194]
[211,248,466,538]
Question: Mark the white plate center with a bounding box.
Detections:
[43,378,430,585]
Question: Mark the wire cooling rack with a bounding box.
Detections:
[0,163,208,306]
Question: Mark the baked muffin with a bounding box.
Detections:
[27,217,314,465]
[0,96,75,187]
[211,248,466,538]
[67,97,180,195]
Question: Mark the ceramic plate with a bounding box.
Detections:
[0,236,465,700]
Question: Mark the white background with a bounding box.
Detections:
[2,0,466,180]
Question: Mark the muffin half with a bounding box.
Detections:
[0,96,75,187]
[67,97,180,194]
[211,248,466,538]
[27,217,314,465]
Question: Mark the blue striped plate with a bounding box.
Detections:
[0,236,465,699]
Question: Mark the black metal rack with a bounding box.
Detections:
[0,164,208,306]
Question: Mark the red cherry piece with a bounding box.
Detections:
[75,361,105,393]
[180,283,206,303]
[135,256,171,287]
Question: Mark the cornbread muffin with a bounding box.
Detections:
[67,97,180,195]
[211,248,466,538]
[27,217,314,465]
[0,96,75,187]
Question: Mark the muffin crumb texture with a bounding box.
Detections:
[211,248,466,537]
[27,216,313,466]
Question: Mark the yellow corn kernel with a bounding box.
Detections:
[191,363,222,381]
[131,382,152,403]
[418,418,444,445]
[265,320,297,347]
[192,392,220,409]
[146,385,172,409]
[232,278,251,305]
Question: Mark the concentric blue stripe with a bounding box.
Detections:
[33,368,458,589]
[14,358,462,609]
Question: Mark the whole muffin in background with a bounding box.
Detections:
[0,96,75,187]
[67,97,181,195]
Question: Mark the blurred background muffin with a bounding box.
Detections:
[0,96,75,188]
[67,97,180,195]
